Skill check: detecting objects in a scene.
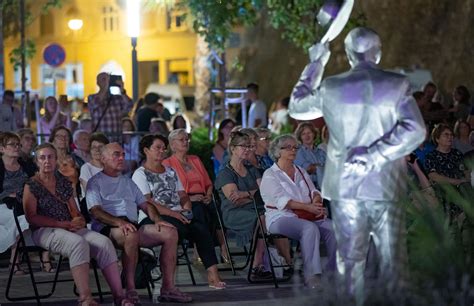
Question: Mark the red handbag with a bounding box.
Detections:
[293,166,325,221]
[293,209,324,221]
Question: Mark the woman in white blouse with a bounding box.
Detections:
[260,134,337,288]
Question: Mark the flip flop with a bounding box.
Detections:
[209,281,226,290]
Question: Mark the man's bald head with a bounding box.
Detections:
[101,142,125,176]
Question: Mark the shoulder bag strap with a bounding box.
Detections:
[92,95,112,132]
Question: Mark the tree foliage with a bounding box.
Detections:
[179,0,365,52]
[1,0,63,70]
[179,0,264,52]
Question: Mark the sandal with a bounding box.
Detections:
[160,287,193,303]
[77,297,100,306]
[208,280,226,290]
[114,296,135,306]
[10,263,26,276]
[40,260,56,273]
[126,289,141,305]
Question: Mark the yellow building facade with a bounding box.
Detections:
[3,0,197,100]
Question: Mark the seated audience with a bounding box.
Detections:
[79,117,93,133]
[149,117,170,137]
[163,129,230,263]
[135,92,159,132]
[425,124,471,220]
[212,118,236,177]
[448,85,471,122]
[80,133,109,197]
[0,132,47,274]
[260,135,336,288]
[172,114,188,131]
[414,126,435,172]
[294,122,326,190]
[23,143,131,306]
[121,118,139,175]
[49,125,85,168]
[239,128,260,170]
[215,131,275,279]
[254,128,274,171]
[73,130,91,162]
[453,119,473,154]
[17,128,37,163]
[133,134,226,289]
[87,143,191,303]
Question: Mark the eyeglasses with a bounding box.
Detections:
[175,138,190,143]
[6,142,21,148]
[150,145,167,151]
[280,145,299,151]
[259,137,271,141]
[236,145,253,150]
[55,134,69,140]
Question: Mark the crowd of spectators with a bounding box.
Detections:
[0,76,473,302]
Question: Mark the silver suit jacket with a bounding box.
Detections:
[290,61,426,201]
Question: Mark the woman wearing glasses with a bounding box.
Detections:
[79,133,110,198]
[132,134,226,290]
[163,129,230,263]
[23,143,132,306]
[215,131,272,279]
[260,134,337,289]
[0,132,44,274]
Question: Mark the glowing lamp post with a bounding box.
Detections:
[67,19,83,31]
[127,0,140,102]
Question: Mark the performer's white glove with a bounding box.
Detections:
[308,42,331,65]
[344,146,375,175]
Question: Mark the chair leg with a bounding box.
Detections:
[181,242,196,286]
[5,242,42,305]
[91,262,104,303]
[260,231,279,289]
[246,231,258,284]
[212,198,236,275]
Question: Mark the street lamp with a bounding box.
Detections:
[126,0,140,102]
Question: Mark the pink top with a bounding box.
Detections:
[162,155,212,194]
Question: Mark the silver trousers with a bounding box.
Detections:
[331,200,407,304]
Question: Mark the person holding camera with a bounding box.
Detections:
[132,134,226,290]
[87,73,133,142]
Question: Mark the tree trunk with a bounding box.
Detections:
[193,35,211,118]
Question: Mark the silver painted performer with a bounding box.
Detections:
[289,27,426,303]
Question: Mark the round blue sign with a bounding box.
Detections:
[43,43,66,67]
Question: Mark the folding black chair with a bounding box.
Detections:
[245,192,293,288]
[4,198,100,305]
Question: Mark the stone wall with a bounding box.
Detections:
[229,0,474,107]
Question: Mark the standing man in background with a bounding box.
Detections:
[247,83,267,128]
[88,73,133,142]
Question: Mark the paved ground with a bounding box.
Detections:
[0,250,325,306]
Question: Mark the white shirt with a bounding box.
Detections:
[260,163,320,229]
[248,100,267,128]
[80,162,103,198]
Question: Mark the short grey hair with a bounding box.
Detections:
[269,134,297,162]
[72,129,89,144]
[168,128,188,152]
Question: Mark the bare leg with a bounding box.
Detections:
[139,224,178,291]
[207,264,226,288]
[109,229,140,291]
[71,263,93,302]
[216,229,229,260]
[274,238,292,265]
[101,262,126,301]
